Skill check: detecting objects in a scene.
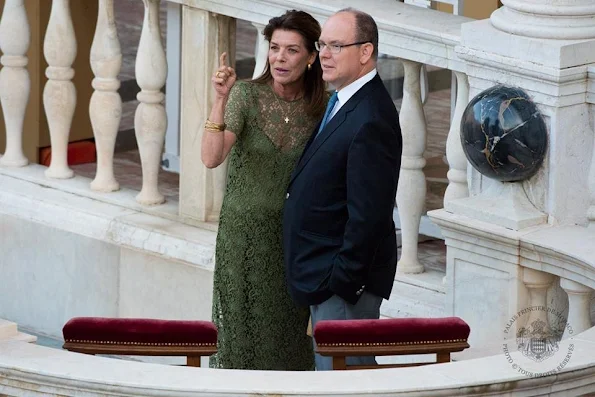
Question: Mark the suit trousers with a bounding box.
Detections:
[310,292,383,370]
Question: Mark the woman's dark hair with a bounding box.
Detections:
[252,10,326,119]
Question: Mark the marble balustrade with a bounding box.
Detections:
[3,0,592,277]
[1,224,594,394]
[0,0,169,204]
[0,0,595,393]
[0,0,590,283]
[0,0,476,275]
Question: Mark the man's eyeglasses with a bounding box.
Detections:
[315,41,370,54]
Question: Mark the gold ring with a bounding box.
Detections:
[216,71,222,78]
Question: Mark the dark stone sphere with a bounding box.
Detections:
[460,85,548,182]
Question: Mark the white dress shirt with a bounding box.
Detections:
[328,68,378,120]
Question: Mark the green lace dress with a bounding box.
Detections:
[210,81,319,370]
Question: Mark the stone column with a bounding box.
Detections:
[396,59,427,274]
[491,0,595,40]
[560,278,593,339]
[522,268,554,327]
[443,71,469,206]
[0,0,30,167]
[89,0,121,192]
[134,0,167,205]
[251,22,267,80]
[179,7,235,223]
[43,0,77,179]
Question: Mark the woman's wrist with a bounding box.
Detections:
[208,97,227,126]
[213,95,228,107]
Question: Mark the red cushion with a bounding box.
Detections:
[313,317,470,346]
[63,317,217,345]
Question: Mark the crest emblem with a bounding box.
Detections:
[516,319,559,362]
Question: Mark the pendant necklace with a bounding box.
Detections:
[272,87,301,125]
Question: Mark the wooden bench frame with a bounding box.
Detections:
[316,340,470,370]
[63,341,217,367]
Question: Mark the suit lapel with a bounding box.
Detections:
[289,75,383,186]
[289,111,347,184]
[294,119,321,168]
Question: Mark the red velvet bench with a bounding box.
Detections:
[62,317,218,367]
[314,317,470,370]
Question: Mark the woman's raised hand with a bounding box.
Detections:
[212,52,237,99]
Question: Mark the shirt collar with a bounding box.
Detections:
[336,69,377,107]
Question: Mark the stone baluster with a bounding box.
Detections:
[43,0,77,179]
[251,22,268,79]
[443,72,469,206]
[0,0,30,167]
[134,0,167,205]
[560,278,593,339]
[522,268,554,327]
[396,60,427,274]
[89,0,122,192]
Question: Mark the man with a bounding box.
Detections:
[283,8,402,370]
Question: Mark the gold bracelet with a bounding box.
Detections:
[205,127,223,133]
[205,119,226,131]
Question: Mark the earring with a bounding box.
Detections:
[307,63,312,71]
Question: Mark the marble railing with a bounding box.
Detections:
[3,209,595,396]
[2,324,595,396]
[520,226,595,339]
[431,209,595,342]
[0,0,471,276]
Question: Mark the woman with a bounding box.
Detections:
[202,10,327,370]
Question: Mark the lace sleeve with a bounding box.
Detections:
[224,82,247,139]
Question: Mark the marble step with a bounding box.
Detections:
[0,319,37,343]
[381,268,446,319]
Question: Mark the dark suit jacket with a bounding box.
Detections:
[283,74,402,306]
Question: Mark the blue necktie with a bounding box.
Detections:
[316,91,338,137]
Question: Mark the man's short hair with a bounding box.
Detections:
[337,8,379,61]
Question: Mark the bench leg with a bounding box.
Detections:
[436,352,450,363]
[187,356,202,367]
[332,356,347,370]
